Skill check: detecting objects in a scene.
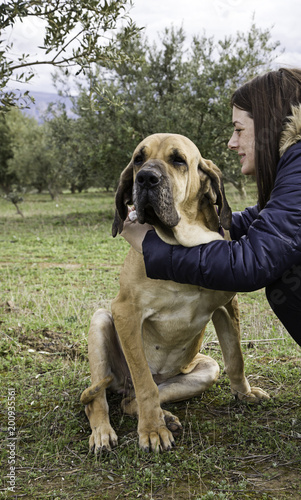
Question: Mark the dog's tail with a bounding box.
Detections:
[80,375,113,405]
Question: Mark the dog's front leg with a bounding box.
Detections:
[112,304,175,452]
[81,309,120,453]
[137,376,175,452]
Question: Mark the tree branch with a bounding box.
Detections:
[51,28,86,63]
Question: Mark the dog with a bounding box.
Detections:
[80,133,269,453]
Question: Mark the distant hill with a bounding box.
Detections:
[22,90,77,122]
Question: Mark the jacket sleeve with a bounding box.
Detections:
[143,144,301,292]
[230,205,259,240]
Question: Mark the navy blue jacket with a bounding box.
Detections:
[143,138,301,292]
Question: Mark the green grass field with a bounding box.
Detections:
[0,185,300,499]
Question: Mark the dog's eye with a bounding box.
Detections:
[134,154,144,166]
[171,154,187,167]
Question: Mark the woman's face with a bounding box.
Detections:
[228,106,256,176]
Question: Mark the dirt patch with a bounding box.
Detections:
[18,328,85,359]
[246,467,301,498]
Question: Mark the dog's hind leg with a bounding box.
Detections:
[159,354,219,433]
[81,309,130,453]
[212,298,270,402]
[122,353,219,434]
[157,354,220,404]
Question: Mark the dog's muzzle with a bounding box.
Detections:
[133,164,179,227]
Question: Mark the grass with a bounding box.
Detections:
[0,184,300,499]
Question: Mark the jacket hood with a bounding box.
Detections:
[279,104,301,157]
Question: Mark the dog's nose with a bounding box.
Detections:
[136,169,161,189]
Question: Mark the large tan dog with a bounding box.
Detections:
[80,133,269,453]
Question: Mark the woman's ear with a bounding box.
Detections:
[198,158,232,230]
[112,163,134,237]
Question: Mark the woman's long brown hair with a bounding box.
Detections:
[230,68,301,209]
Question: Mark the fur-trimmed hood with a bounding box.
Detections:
[279,104,301,157]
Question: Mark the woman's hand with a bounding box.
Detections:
[120,210,153,253]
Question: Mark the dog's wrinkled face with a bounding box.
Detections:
[112,133,231,244]
[132,137,191,228]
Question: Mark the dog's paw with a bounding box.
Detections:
[88,424,118,454]
[138,424,176,453]
[163,409,182,435]
[233,386,270,402]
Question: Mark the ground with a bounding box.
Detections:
[0,188,300,499]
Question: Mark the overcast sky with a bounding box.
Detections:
[6,0,301,94]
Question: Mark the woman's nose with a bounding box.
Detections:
[228,132,238,150]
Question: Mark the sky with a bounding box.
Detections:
[5,0,301,94]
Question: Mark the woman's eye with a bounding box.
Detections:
[235,129,242,134]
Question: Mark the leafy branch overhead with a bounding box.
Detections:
[0,0,142,106]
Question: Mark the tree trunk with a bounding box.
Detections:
[225,178,247,199]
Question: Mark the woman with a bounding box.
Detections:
[121,68,301,347]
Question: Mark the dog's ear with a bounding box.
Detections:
[198,159,232,230]
[112,162,134,237]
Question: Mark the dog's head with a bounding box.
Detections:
[112,133,231,246]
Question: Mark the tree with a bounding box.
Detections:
[0,111,17,193]
[6,108,67,199]
[0,108,27,213]
[0,0,141,107]
[72,85,136,191]
[75,22,280,194]
[45,106,91,193]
